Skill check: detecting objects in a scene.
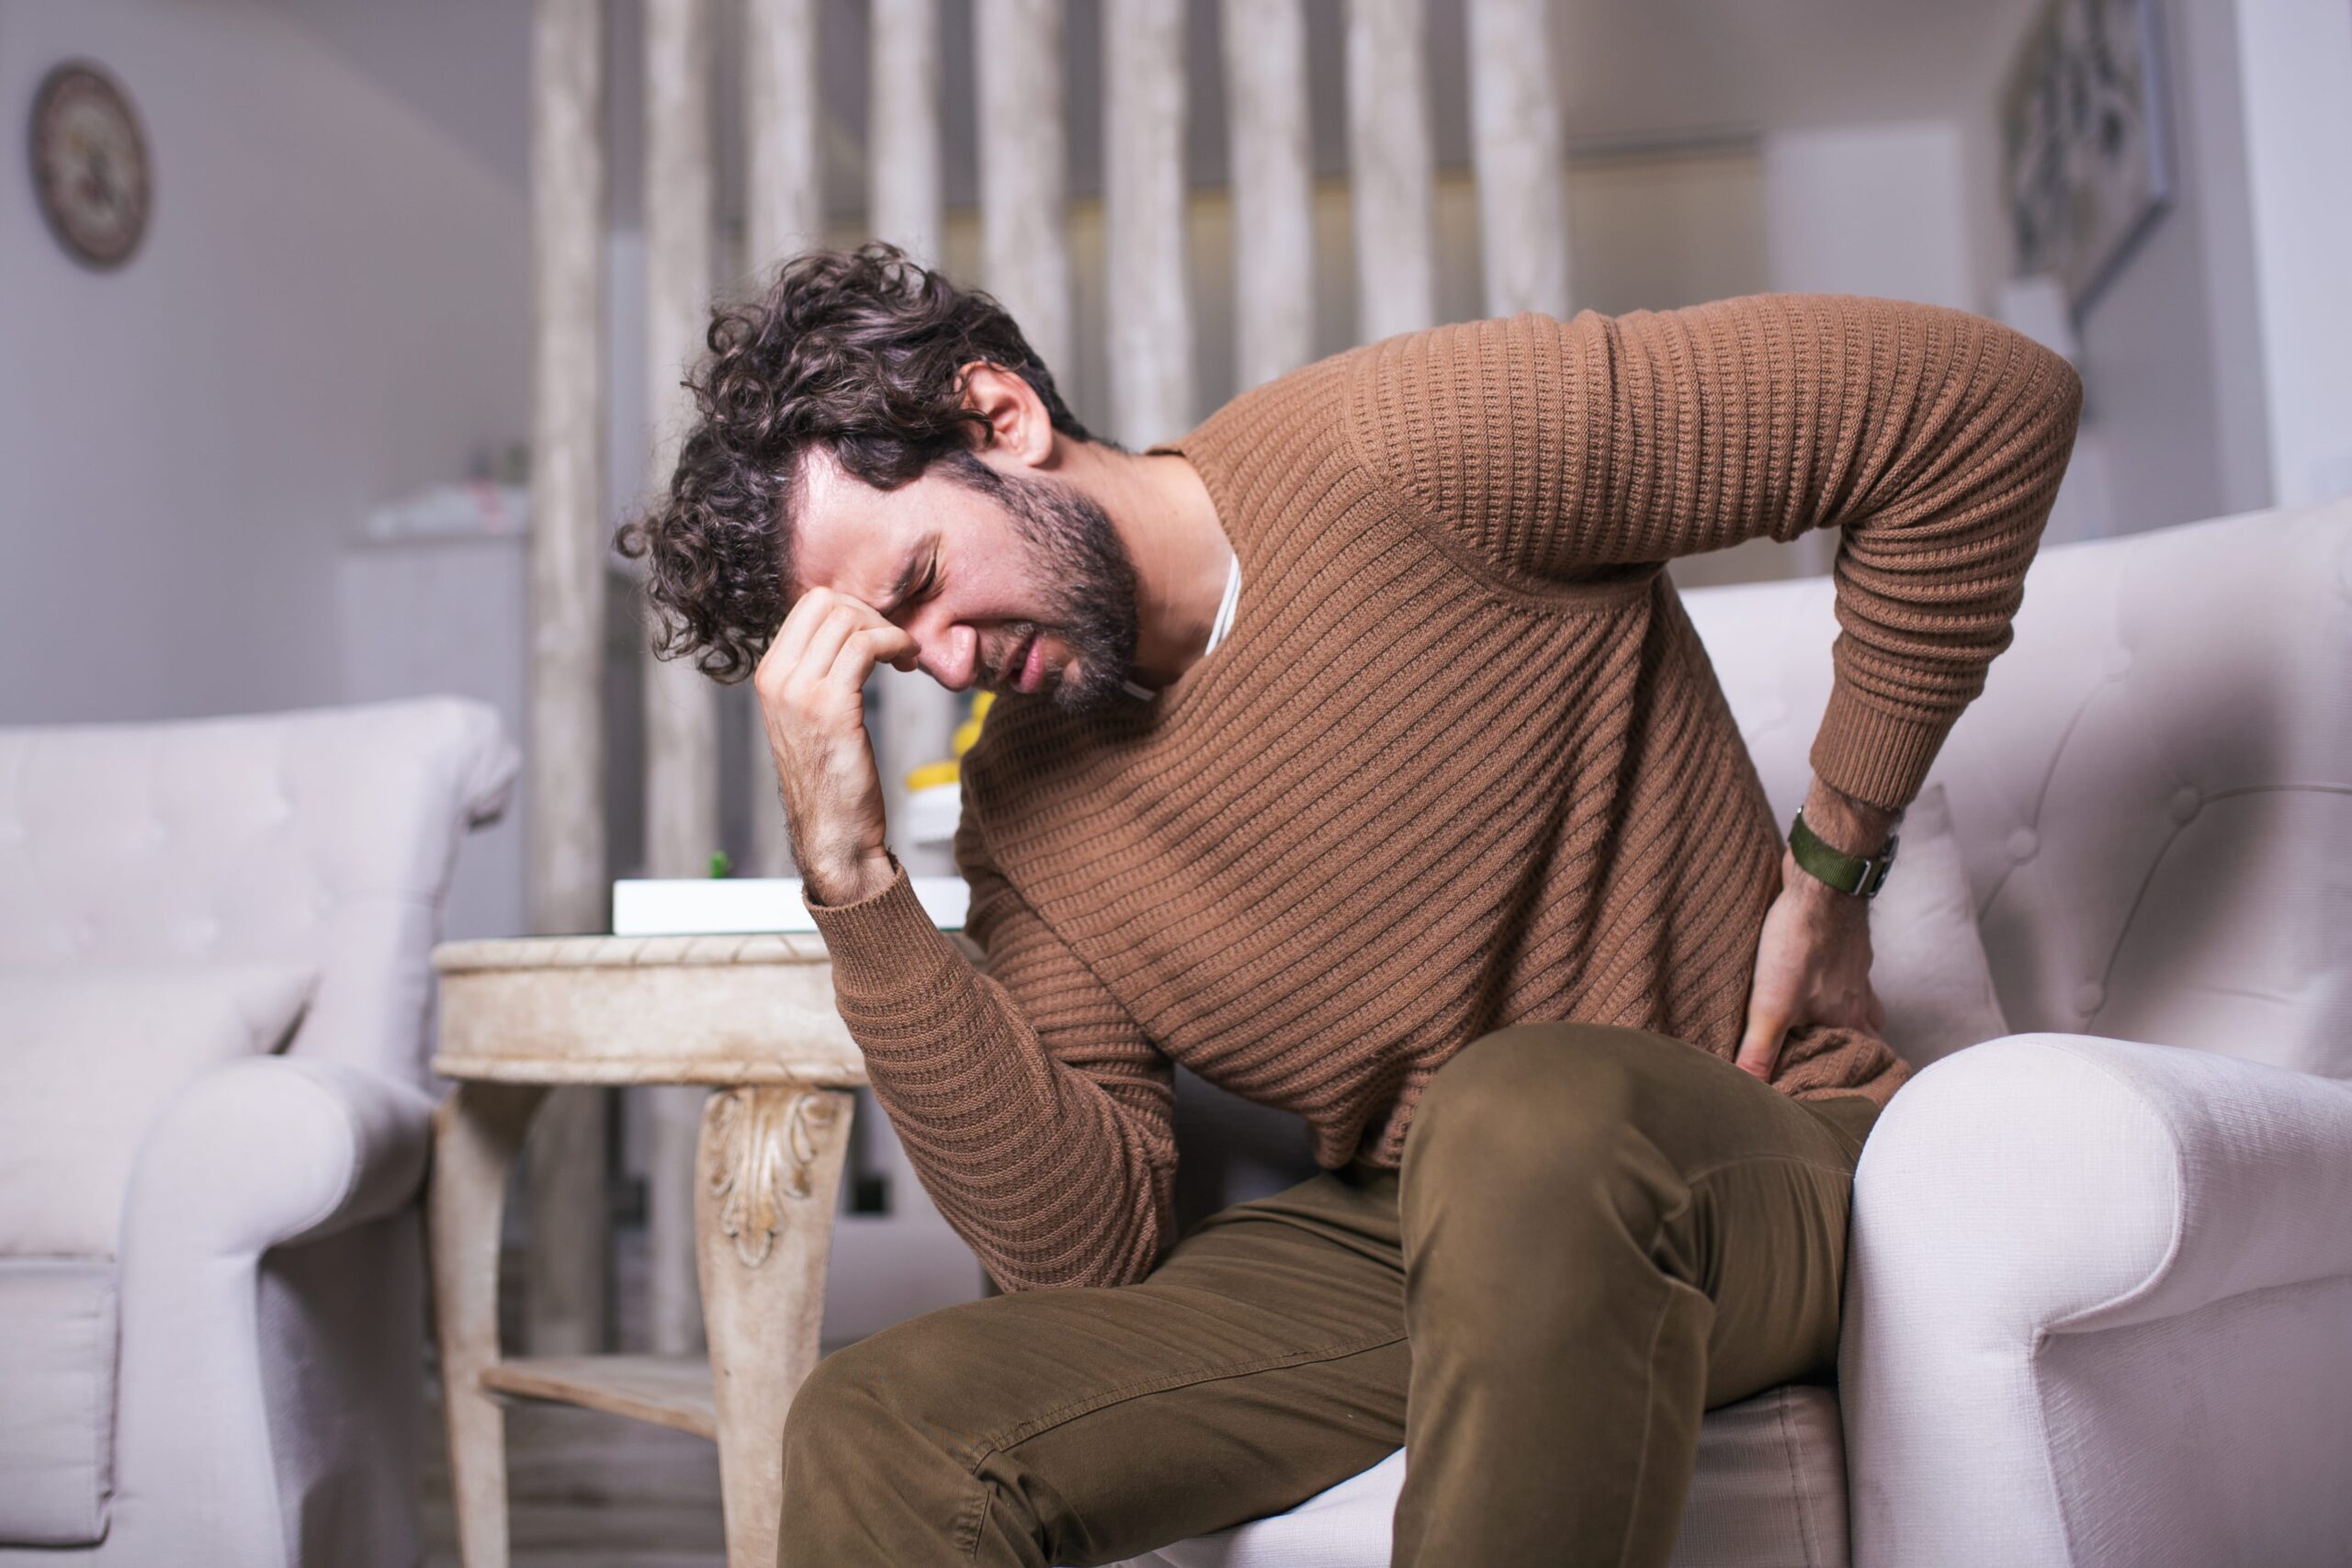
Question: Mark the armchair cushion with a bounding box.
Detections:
[0,964,315,1255]
[1109,1383,1851,1568]
[0,1258,117,1545]
[1864,782,2011,1069]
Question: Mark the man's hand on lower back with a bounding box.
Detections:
[1734,775,1895,1081]
[752,586,921,907]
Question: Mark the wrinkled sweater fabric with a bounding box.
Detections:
[805,293,2085,1292]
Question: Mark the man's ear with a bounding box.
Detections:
[957,361,1054,468]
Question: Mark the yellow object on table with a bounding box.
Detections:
[903,690,993,794]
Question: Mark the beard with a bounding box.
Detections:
[939,451,1141,715]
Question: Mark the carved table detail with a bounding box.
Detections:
[707,1085,842,1265]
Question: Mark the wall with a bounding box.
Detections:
[1472,119,1984,583]
[1565,142,1767,320]
[1760,120,1973,311]
[2064,0,2271,535]
[2233,0,2352,505]
[1770,1,2288,547]
[0,0,531,725]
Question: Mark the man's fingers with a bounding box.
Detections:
[793,603,866,695]
[768,587,886,677]
[824,624,920,689]
[1735,1008,1785,1080]
[766,585,842,672]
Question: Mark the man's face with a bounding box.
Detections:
[787,445,1141,713]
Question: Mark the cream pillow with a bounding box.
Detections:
[1867,782,2011,1068]
[0,964,317,1256]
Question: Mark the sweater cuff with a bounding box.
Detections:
[1807,680,1956,814]
[802,852,967,1008]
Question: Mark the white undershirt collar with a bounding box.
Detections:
[1122,547,1239,702]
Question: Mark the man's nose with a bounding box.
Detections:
[910,621,978,692]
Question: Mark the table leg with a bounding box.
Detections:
[428,1081,550,1568]
[695,1085,854,1568]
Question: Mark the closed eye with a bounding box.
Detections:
[886,565,936,626]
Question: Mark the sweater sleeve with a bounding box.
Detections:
[1344,293,2086,812]
[800,829,1178,1293]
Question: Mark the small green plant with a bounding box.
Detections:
[707,850,733,880]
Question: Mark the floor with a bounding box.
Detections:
[419,1391,728,1568]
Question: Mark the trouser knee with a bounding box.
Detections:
[1407,1024,1676,1205]
[1400,1025,1701,1300]
[777,1329,977,1564]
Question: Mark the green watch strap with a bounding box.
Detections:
[1788,806,1899,897]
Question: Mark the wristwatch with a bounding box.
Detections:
[1788,806,1899,898]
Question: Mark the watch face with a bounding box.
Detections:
[29,62,151,269]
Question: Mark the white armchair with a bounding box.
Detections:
[0,697,518,1568]
[1121,499,2352,1567]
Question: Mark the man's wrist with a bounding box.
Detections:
[803,850,898,908]
[1781,776,1904,902]
[1799,776,1899,859]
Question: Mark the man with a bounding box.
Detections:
[616,240,2083,1566]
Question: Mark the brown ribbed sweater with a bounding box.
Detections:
[806,292,2084,1292]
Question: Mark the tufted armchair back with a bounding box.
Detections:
[0,697,520,1088]
[1683,499,2352,1080]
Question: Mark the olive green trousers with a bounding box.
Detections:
[777,1021,1882,1567]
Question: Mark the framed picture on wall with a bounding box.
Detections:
[2000,0,2174,316]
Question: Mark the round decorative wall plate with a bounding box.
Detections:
[28,61,151,269]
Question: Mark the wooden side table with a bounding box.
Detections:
[426,932,867,1568]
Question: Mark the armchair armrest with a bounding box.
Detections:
[1839,1033,2352,1568]
[101,1058,436,1568]
[119,1056,436,1259]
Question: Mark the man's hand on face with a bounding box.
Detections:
[753,586,922,907]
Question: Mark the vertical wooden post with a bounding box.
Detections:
[1221,0,1315,391]
[977,0,1075,380]
[1466,0,1571,320]
[1346,0,1437,341]
[745,0,824,270]
[643,0,720,1359]
[742,0,824,880]
[1105,0,1193,448]
[525,0,611,1360]
[642,0,721,892]
[868,0,960,876]
[870,0,944,269]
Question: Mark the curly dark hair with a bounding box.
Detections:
[613,240,1104,682]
